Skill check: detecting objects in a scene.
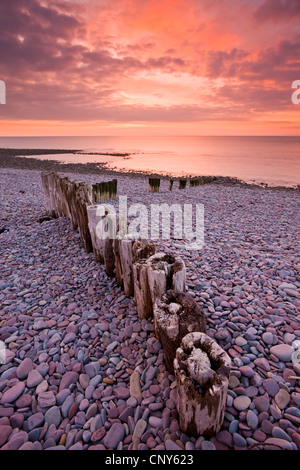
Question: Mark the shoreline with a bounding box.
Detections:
[0,148,298,192]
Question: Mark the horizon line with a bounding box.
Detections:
[0,134,300,138]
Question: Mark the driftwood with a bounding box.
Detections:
[132,239,156,320]
[146,253,186,309]
[153,290,206,372]
[174,332,231,437]
[148,178,160,193]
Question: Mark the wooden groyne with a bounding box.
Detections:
[41,170,231,437]
[148,176,217,192]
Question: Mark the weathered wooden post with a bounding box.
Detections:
[112,216,129,288]
[117,234,136,296]
[190,179,200,188]
[87,205,117,276]
[42,172,75,220]
[174,332,231,437]
[197,176,217,185]
[132,239,156,320]
[88,180,118,204]
[169,180,174,191]
[153,290,206,372]
[146,253,186,309]
[87,205,104,263]
[56,175,72,219]
[55,177,76,230]
[148,178,160,193]
[103,237,115,277]
[41,171,59,218]
[179,180,187,190]
[101,210,118,277]
[50,173,74,220]
[108,179,118,200]
[118,234,156,296]
[42,171,76,225]
[113,235,123,287]
[69,182,92,253]
[42,172,110,254]
[132,238,156,263]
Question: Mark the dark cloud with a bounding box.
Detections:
[206,49,249,78]
[204,37,300,85]
[0,0,85,76]
[216,83,292,113]
[237,38,300,83]
[146,56,185,68]
[254,0,300,22]
[0,1,186,81]
[0,0,82,41]
[1,97,252,122]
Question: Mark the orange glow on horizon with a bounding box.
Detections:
[0,118,299,137]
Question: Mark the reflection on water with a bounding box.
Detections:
[1,136,299,187]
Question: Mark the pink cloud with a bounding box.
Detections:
[0,0,299,130]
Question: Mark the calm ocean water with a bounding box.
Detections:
[0,136,299,187]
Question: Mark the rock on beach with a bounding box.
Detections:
[1,382,25,404]
[270,344,294,362]
[0,166,299,451]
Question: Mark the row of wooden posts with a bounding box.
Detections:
[148,176,217,193]
[41,171,231,438]
[41,171,118,254]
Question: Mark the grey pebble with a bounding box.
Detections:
[1,169,300,451]
[44,406,61,427]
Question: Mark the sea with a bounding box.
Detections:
[0,136,299,188]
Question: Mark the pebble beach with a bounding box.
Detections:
[0,160,300,451]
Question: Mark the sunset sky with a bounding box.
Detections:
[0,0,299,136]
